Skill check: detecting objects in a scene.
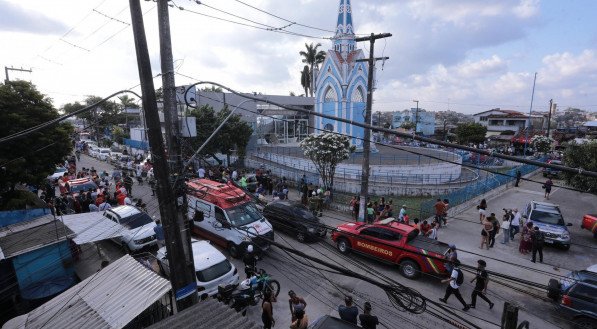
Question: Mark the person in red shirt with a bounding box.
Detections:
[420,220,431,236]
[116,191,126,205]
[434,198,446,226]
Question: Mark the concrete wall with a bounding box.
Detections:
[0,208,52,228]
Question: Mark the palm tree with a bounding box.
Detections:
[299,43,326,96]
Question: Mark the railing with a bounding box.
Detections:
[417,157,547,219]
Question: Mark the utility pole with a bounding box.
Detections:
[413,100,419,133]
[4,66,32,84]
[355,32,391,221]
[547,99,555,137]
[129,0,198,312]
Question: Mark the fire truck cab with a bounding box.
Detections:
[187,179,274,258]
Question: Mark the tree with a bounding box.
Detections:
[455,123,487,145]
[300,65,310,97]
[200,85,223,93]
[0,81,73,192]
[118,95,139,109]
[299,133,355,190]
[562,141,597,193]
[400,121,416,130]
[299,43,326,96]
[530,135,554,153]
[186,105,253,165]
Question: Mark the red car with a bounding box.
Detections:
[331,219,450,279]
[581,214,597,238]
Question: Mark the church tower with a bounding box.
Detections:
[314,0,369,149]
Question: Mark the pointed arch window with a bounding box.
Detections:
[351,86,364,103]
[324,86,337,102]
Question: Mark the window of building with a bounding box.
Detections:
[479,116,488,121]
[324,87,337,102]
[351,87,364,103]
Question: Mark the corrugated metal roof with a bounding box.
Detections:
[147,299,260,329]
[0,216,73,260]
[3,255,171,329]
[58,212,124,244]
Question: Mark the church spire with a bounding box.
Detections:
[333,0,356,58]
[335,0,354,36]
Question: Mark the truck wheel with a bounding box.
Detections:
[561,244,570,251]
[337,238,351,254]
[122,243,131,254]
[547,279,561,301]
[228,243,241,259]
[296,231,306,242]
[399,260,421,279]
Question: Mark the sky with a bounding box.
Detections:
[1,0,596,114]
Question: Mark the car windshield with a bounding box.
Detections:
[227,203,263,227]
[56,168,66,173]
[120,212,153,229]
[530,210,564,225]
[196,259,232,282]
[70,182,97,193]
[293,206,317,222]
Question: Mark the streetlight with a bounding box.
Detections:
[413,100,419,133]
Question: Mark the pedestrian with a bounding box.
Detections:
[510,208,521,239]
[420,220,431,236]
[338,296,358,324]
[398,205,407,222]
[519,222,533,254]
[439,260,470,311]
[243,245,257,278]
[288,290,307,322]
[487,213,500,248]
[261,290,276,329]
[301,183,309,205]
[442,199,450,226]
[366,203,375,224]
[480,217,493,250]
[515,170,522,187]
[290,309,309,329]
[154,220,165,248]
[123,173,133,197]
[531,226,544,263]
[426,221,439,240]
[469,260,494,309]
[500,216,511,244]
[434,198,446,227]
[543,178,553,199]
[477,199,487,223]
[359,301,380,329]
[445,244,458,273]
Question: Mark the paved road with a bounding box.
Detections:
[78,154,595,328]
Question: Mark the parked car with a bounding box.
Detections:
[543,159,563,177]
[102,205,157,252]
[87,143,99,156]
[96,148,111,161]
[580,214,597,239]
[108,152,124,165]
[262,201,326,242]
[157,239,239,297]
[523,201,572,250]
[309,315,361,329]
[331,218,450,279]
[547,265,597,329]
[46,167,67,183]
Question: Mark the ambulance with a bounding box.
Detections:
[187,179,274,258]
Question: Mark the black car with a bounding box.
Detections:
[262,201,326,242]
[547,266,597,329]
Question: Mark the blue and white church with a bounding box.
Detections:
[314,0,371,150]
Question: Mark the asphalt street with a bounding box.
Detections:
[77,154,596,329]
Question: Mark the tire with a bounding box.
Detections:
[228,242,241,259]
[561,244,571,251]
[573,317,597,329]
[122,243,131,254]
[547,279,561,301]
[399,260,421,279]
[296,231,306,242]
[337,238,351,254]
[264,280,281,297]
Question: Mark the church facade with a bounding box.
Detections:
[314,0,369,149]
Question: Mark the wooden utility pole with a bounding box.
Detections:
[4,66,32,84]
[355,32,391,221]
[129,0,198,311]
[546,99,555,137]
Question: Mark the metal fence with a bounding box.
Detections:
[417,157,547,219]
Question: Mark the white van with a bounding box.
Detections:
[103,205,157,252]
[157,240,239,297]
[187,179,274,258]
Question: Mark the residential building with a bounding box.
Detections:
[391,108,436,136]
[473,108,545,136]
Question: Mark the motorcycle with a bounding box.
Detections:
[217,268,280,313]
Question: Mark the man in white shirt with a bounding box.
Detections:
[398,205,407,222]
[439,260,470,311]
[98,201,111,211]
[198,167,205,178]
[510,209,521,239]
[231,170,238,181]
